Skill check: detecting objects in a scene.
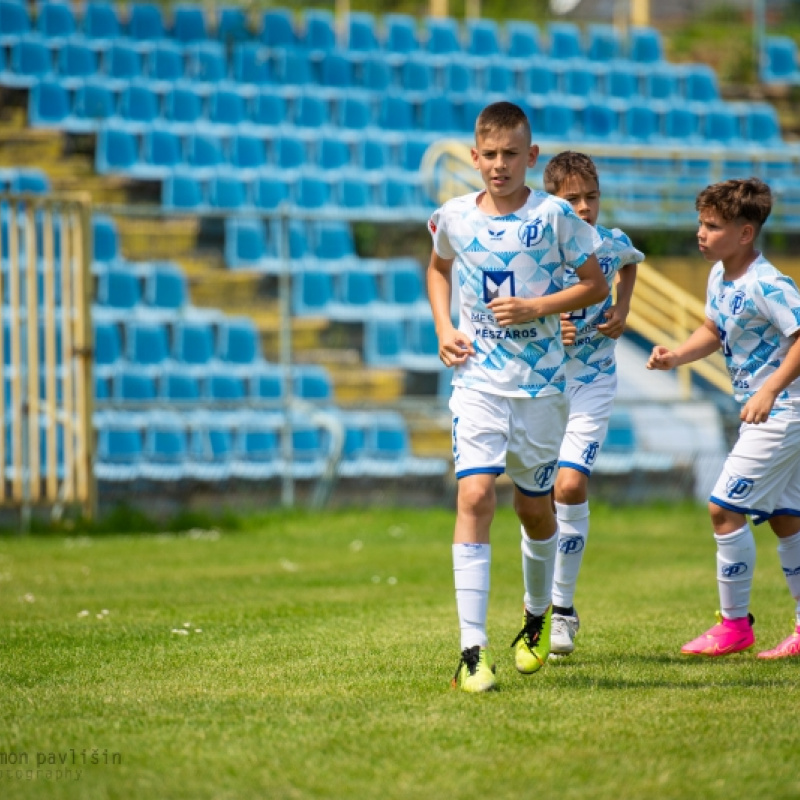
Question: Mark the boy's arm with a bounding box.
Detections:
[741,331,800,424]
[426,250,474,367]
[489,253,608,328]
[598,262,637,339]
[646,318,720,370]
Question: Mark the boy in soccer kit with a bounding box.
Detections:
[543,152,643,655]
[426,102,608,692]
[648,178,800,659]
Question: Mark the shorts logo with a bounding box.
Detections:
[582,441,600,465]
[721,561,748,578]
[558,535,585,555]
[726,476,754,499]
[518,218,545,248]
[452,416,460,463]
[483,271,515,302]
[783,565,800,577]
[729,290,746,315]
[534,460,557,489]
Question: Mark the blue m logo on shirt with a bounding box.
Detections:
[483,271,515,303]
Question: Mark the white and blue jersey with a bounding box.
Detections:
[706,254,800,412]
[429,189,601,398]
[563,225,643,385]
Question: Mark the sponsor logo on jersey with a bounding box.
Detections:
[488,228,506,240]
[483,270,515,302]
[726,475,754,499]
[582,441,600,465]
[730,290,747,315]
[534,459,557,488]
[558,535,585,555]
[518,218,545,248]
[721,561,748,578]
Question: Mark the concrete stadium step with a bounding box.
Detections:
[116,216,200,261]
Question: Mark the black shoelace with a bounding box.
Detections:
[453,644,481,682]
[510,611,543,650]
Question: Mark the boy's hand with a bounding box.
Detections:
[647,346,678,371]
[597,305,627,339]
[488,297,538,327]
[560,313,577,346]
[439,328,475,367]
[740,388,778,424]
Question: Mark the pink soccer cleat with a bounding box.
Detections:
[757,625,800,660]
[680,612,755,657]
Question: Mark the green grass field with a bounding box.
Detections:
[1,503,799,800]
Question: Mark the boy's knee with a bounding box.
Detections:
[708,501,746,534]
[554,469,588,505]
[458,480,496,516]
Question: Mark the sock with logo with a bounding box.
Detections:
[715,524,756,620]
[453,543,491,650]
[776,530,800,622]
[553,501,590,611]
[521,527,558,616]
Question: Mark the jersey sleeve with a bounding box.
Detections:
[428,205,456,260]
[611,228,645,265]
[752,273,800,337]
[552,201,602,271]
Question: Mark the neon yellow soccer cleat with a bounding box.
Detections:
[451,645,497,693]
[511,606,552,674]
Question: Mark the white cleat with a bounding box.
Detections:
[550,609,580,655]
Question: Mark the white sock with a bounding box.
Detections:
[453,543,491,650]
[715,524,756,620]
[776,530,800,625]
[553,501,589,610]
[521,526,558,616]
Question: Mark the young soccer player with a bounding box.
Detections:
[647,178,800,659]
[542,152,643,655]
[427,102,608,692]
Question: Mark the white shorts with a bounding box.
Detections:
[558,373,617,476]
[449,386,568,495]
[710,404,800,524]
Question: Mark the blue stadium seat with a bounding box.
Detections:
[95,126,138,175]
[254,174,290,210]
[144,262,187,311]
[336,268,379,316]
[272,135,307,170]
[173,320,216,367]
[384,13,419,55]
[319,51,355,88]
[94,320,122,366]
[378,95,415,131]
[224,217,271,271]
[185,132,226,176]
[604,410,636,453]
[398,135,432,173]
[116,83,161,131]
[582,103,621,140]
[762,36,800,83]
[520,58,559,96]
[337,95,372,130]
[290,419,330,478]
[204,369,246,402]
[423,16,461,55]
[95,419,143,481]
[162,172,206,211]
[138,127,183,179]
[363,317,404,366]
[97,267,141,310]
[506,20,540,58]
[101,42,142,89]
[314,221,355,261]
[231,42,271,84]
[272,47,314,85]
[126,3,166,41]
[315,136,351,171]
[248,365,285,403]
[587,24,621,61]
[188,416,235,479]
[371,411,411,469]
[548,22,582,59]
[56,40,98,88]
[562,60,602,98]
[294,175,331,210]
[92,214,120,267]
[259,7,296,48]
[420,95,459,133]
[0,0,30,46]
[207,86,249,130]
[402,316,440,370]
[162,85,204,132]
[292,270,335,315]
[744,103,782,145]
[624,102,660,143]
[466,18,501,58]
[36,1,76,42]
[250,89,288,129]
[28,80,71,129]
[662,105,701,142]
[141,416,189,481]
[441,57,475,95]
[72,81,116,131]
[146,41,185,89]
[302,8,336,50]
[702,104,741,144]
[159,366,201,403]
[642,63,680,100]
[126,321,170,366]
[217,316,260,365]
[400,55,436,94]
[111,365,158,402]
[682,64,719,103]
[216,7,249,45]
[293,94,330,128]
[82,2,120,45]
[6,37,52,88]
[208,169,250,210]
[628,26,663,63]
[172,4,208,43]
[10,167,50,194]
[233,415,281,479]
[294,364,332,402]
[605,62,641,100]
[360,54,393,91]
[539,100,578,139]
[484,62,517,95]
[338,174,373,210]
[186,41,227,84]
[230,133,268,173]
[346,12,378,52]
[383,259,424,307]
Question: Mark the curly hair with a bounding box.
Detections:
[542,151,600,195]
[695,178,772,229]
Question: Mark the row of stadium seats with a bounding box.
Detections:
[7,37,691,99]
[0,1,665,64]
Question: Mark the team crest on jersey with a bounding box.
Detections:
[599,255,614,276]
[518,218,545,248]
[729,290,746,315]
[483,270,515,302]
[534,459,557,488]
[726,475,754,499]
